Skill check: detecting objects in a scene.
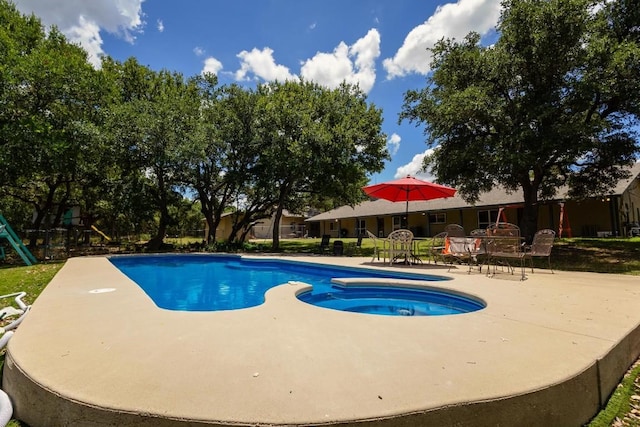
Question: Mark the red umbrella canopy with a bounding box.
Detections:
[362,175,456,203]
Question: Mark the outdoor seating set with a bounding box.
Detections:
[366,224,555,280]
[366,229,421,265]
[436,223,555,280]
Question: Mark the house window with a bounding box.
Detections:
[478,209,499,229]
[392,216,403,230]
[428,213,446,224]
[356,219,366,236]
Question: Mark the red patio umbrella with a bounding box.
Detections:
[362,175,457,218]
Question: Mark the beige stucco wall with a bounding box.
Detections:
[312,198,625,239]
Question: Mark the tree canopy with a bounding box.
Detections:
[400,0,640,238]
[0,0,389,248]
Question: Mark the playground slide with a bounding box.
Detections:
[0,215,36,266]
[90,225,111,242]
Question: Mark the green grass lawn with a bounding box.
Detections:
[273,236,640,275]
[0,237,638,425]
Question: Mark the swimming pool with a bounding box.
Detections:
[298,285,484,316]
[109,254,484,315]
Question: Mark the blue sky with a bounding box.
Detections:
[13,0,501,184]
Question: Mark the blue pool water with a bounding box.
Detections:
[109,254,484,316]
[298,286,483,316]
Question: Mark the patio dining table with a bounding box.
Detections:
[475,234,527,280]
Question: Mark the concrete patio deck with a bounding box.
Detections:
[3,254,640,426]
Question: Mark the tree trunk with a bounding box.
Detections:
[198,189,216,244]
[147,210,169,251]
[271,182,291,251]
[28,184,58,248]
[271,206,284,251]
[520,184,540,243]
[148,180,171,251]
[29,208,45,248]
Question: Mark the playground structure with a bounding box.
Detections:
[23,227,127,260]
[0,215,37,266]
[90,225,111,241]
[0,214,130,264]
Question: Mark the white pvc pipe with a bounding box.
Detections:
[0,292,30,334]
[0,389,12,427]
[0,330,15,425]
[0,293,28,426]
[0,292,28,311]
[0,330,13,350]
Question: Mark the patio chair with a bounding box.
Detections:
[428,232,448,264]
[469,228,488,267]
[469,228,486,237]
[317,234,331,254]
[523,229,556,273]
[387,229,413,265]
[366,230,387,263]
[486,222,520,237]
[485,223,526,280]
[444,224,465,237]
[345,234,364,256]
[443,236,482,273]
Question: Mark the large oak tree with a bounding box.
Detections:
[254,80,388,249]
[0,1,107,242]
[401,0,640,239]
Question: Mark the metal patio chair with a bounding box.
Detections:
[428,232,448,264]
[485,223,526,280]
[523,229,556,273]
[387,229,414,265]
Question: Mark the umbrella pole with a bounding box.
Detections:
[405,199,409,228]
[405,188,409,228]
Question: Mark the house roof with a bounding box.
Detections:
[306,161,640,222]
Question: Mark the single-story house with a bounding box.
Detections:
[306,162,640,239]
[208,210,310,241]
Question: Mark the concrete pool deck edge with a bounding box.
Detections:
[3,254,640,426]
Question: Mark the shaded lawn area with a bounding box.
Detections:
[552,238,640,275]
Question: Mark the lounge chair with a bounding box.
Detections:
[523,229,556,273]
[317,234,331,254]
[345,234,364,256]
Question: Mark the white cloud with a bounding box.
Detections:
[203,57,223,75]
[394,148,436,180]
[194,46,205,56]
[157,19,164,32]
[13,0,144,68]
[387,133,401,156]
[233,29,381,94]
[235,47,297,82]
[300,29,380,93]
[65,16,103,67]
[383,0,501,78]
